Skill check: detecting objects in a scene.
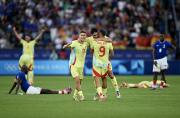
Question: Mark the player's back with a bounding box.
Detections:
[92,39,113,68]
[16,71,30,92]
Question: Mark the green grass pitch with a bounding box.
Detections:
[0,76,180,118]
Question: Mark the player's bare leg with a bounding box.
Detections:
[28,70,34,85]
[78,79,85,101]
[94,76,105,101]
[40,88,72,94]
[161,70,167,83]
[160,69,167,88]
[102,77,107,97]
[73,76,84,101]
[108,70,121,98]
[152,72,158,89]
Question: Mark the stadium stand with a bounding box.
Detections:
[0,0,179,59]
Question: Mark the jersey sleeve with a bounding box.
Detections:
[70,41,76,48]
[31,40,36,45]
[90,40,95,49]
[109,43,113,50]
[16,74,20,80]
[86,37,93,48]
[20,39,25,44]
[16,73,23,80]
[86,37,90,47]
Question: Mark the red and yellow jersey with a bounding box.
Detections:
[86,36,94,48]
[69,40,88,68]
[91,40,113,68]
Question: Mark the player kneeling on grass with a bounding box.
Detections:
[8,65,72,95]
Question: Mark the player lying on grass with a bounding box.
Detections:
[152,34,176,89]
[13,27,46,85]
[63,31,88,101]
[8,65,72,95]
[87,28,120,99]
[119,80,169,88]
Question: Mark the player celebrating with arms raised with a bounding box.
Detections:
[152,34,176,89]
[63,31,88,101]
[13,27,45,85]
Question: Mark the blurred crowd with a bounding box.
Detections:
[0,0,180,50]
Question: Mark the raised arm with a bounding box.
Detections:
[63,43,72,49]
[8,79,17,94]
[34,29,46,41]
[13,27,22,40]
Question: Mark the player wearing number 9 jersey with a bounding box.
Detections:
[91,30,114,100]
[86,28,120,99]
[152,34,176,89]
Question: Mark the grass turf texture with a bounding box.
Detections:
[0,76,180,118]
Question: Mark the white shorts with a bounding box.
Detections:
[26,86,42,94]
[153,57,168,72]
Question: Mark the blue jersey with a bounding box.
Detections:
[16,72,30,92]
[153,40,173,59]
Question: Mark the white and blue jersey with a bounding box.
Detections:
[153,40,173,59]
[16,72,30,93]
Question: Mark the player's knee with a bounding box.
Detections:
[74,76,80,83]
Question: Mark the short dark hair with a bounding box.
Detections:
[21,65,28,71]
[99,29,106,36]
[80,31,87,34]
[91,28,98,34]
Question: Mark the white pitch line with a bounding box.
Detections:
[84,93,180,96]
